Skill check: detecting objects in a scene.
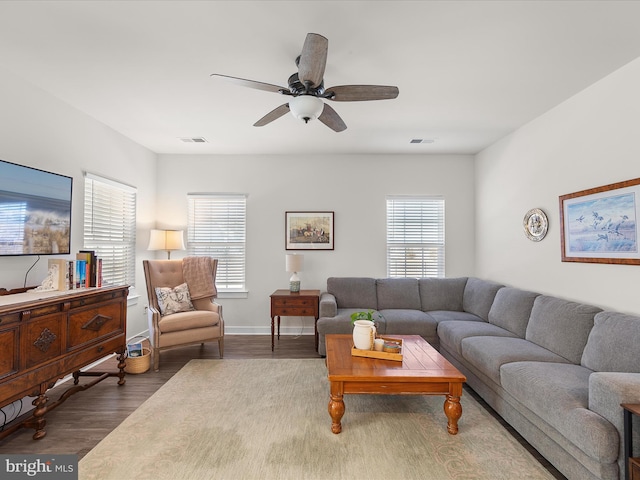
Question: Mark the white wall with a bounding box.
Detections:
[155,153,475,333]
[0,67,158,335]
[475,56,640,315]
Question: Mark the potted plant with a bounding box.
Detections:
[350,310,383,325]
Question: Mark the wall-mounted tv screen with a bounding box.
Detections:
[0,159,73,256]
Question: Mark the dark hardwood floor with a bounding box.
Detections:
[0,334,565,479]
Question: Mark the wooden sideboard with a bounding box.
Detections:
[0,285,128,440]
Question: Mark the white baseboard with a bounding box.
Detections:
[224,325,315,335]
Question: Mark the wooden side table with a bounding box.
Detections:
[622,404,640,480]
[270,289,320,351]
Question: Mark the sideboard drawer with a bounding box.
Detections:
[0,311,21,327]
[0,328,18,380]
[67,301,123,350]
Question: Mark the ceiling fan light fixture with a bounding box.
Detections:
[289,95,323,123]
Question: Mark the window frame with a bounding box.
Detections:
[83,172,137,289]
[187,193,247,295]
[386,195,445,278]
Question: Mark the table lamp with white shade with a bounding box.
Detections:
[285,253,304,293]
[148,229,185,259]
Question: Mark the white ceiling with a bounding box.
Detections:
[1,1,640,156]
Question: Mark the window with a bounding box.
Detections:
[83,173,137,287]
[386,195,445,278]
[187,194,247,292]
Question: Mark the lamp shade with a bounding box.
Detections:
[285,253,304,273]
[148,229,185,259]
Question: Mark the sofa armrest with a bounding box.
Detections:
[319,292,337,318]
[589,372,640,457]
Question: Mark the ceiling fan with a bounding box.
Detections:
[211,33,399,132]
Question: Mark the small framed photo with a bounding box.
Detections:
[127,342,143,358]
[285,211,334,250]
[559,177,640,265]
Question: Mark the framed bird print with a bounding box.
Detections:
[559,177,640,265]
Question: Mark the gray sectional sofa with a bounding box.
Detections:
[316,276,640,480]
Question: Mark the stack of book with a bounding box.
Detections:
[47,250,103,291]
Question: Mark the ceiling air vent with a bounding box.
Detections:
[410,138,435,144]
[180,137,208,143]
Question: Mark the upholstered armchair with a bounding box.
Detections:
[143,257,224,371]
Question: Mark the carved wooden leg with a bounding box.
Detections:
[444,394,462,435]
[116,350,127,385]
[328,382,345,434]
[73,370,81,385]
[31,391,49,440]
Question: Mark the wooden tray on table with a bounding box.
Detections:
[351,336,403,361]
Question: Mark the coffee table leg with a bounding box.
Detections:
[328,382,345,434]
[444,394,462,435]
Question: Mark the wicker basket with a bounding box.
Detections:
[124,348,151,374]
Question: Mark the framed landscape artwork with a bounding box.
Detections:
[559,177,640,265]
[285,211,334,250]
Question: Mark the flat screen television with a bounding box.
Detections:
[0,159,73,256]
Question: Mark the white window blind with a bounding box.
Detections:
[386,196,445,278]
[83,173,137,287]
[187,194,246,291]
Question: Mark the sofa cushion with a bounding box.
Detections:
[158,309,219,333]
[501,361,618,464]
[460,336,569,385]
[525,295,602,365]
[581,311,640,373]
[462,278,504,321]
[327,277,377,309]
[419,277,467,312]
[438,320,518,356]
[317,308,387,335]
[427,310,484,323]
[378,309,438,342]
[376,278,421,310]
[488,287,539,338]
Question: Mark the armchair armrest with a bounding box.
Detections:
[589,372,640,458]
[319,292,337,318]
[192,297,221,313]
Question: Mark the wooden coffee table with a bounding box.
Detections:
[325,334,466,435]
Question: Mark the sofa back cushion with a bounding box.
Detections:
[462,278,504,321]
[525,295,602,364]
[488,287,539,338]
[376,278,421,310]
[581,311,640,372]
[327,277,377,309]
[419,277,467,312]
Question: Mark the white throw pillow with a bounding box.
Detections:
[155,283,195,316]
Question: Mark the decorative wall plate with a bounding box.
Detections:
[523,208,548,242]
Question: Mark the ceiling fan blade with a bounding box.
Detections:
[325,85,399,102]
[211,74,286,94]
[297,33,328,89]
[254,104,290,127]
[318,103,347,132]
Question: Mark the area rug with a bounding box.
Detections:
[79,359,556,480]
